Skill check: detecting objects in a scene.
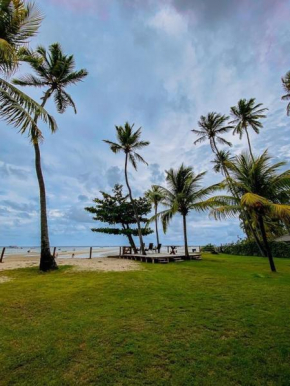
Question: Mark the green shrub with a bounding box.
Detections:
[220,240,290,258]
[202,244,218,254]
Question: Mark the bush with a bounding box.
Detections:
[202,244,218,254]
[219,240,290,258]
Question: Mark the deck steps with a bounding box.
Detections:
[172,258,184,262]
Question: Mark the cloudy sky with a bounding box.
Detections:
[1,0,290,247]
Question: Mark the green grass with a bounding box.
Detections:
[1,254,290,386]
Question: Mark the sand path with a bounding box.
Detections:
[0,255,142,272]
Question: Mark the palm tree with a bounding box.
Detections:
[13,43,88,271]
[212,150,235,174]
[0,0,57,138]
[211,149,266,254]
[145,185,164,245]
[104,123,150,255]
[192,114,262,250]
[211,151,290,272]
[230,98,268,160]
[155,164,219,257]
[192,112,233,153]
[281,71,290,115]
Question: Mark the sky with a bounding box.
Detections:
[1,0,290,247]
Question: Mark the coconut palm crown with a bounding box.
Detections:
[230,98,268,160]
[104,122,149,169]
[13,43,88,119]
[212,150,235,175]
[192,112,233,153]
[0,0,42,73]
[0,1,56,137]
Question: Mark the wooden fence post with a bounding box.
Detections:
[0,247,6,263]
[53,247,56,258]
[89,247,92,259]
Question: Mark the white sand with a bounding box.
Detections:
[0,253,142,273]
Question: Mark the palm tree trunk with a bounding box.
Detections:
[245,127,254,161]
[155,204,160,246]
[182,214,189,257]
[124,153,146,255]
[34,142,57,271]
[258,215,276,272]
[34,91,57,271]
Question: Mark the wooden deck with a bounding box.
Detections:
[117,252,202,264]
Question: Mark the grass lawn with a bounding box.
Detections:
[1,254,290,386]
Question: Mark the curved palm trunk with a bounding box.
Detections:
[155,204,160,246]
[124,153,146,255]
[212,140,266,257]
[245,127,254,161]
[182,214,189,257]
[34,142,57,271]
[34,91,57,271]
[258,215,276,272]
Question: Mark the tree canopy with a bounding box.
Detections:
[85,185,153,248]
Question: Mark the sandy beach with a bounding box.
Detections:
[0,249,142,273]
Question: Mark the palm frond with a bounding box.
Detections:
[0,77,57,136]
[12,73,46,87]
[103,140,122,153]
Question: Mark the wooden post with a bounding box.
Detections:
[0,247,5,263]
[53,247,56,258]
[89,247,92,259]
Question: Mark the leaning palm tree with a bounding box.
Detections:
[0,0,57,138]
[145,185,164,245]
[211,151,290,272]
[281,70,290,115]
[230,98,268,160]
[104,123,150,255]
[192,112,233,153]
[155,164,219,257]
[13,43,88,271]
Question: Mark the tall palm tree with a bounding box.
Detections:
[211,151,290,272]
[145,185,164,245]
[13,43,88,271]
[155,164,219,257]
[192,113,261,249]
[0,0,57,137]
[230,98,268,160]
[192,112,233,153]
[104,122,150,255]
[281,70,290,115]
